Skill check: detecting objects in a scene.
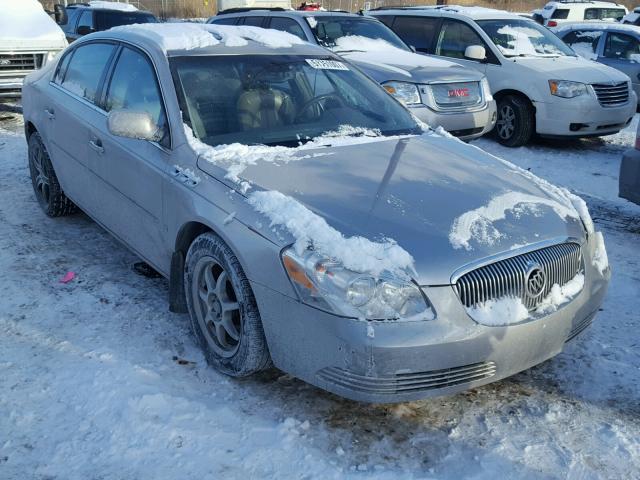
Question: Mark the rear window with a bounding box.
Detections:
[584,8,626,21]
[551,8,569,19]
[95,11,158,31]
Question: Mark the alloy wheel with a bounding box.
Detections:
[497,104,516,140]
[29,140,51,208]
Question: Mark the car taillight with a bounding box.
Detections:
[547,20,558,27]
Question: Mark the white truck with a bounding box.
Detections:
[0,0,68,98]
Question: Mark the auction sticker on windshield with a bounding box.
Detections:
[305,59,349,70]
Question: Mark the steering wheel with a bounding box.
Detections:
[295,93,344,121]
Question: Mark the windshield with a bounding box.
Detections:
[96,11,158,30]
[308,17,410,51]
[170,54,420,147]
[477,19,575,57]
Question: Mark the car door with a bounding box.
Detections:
[387,15,441,54]
[432,19,490,74]
[46,42,117,211]
[86,45,171,270]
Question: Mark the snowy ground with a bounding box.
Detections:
[1,106,639,479]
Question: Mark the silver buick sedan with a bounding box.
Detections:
[22,24,610,403]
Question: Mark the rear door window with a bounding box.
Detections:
[105,47,169,147]
[76,10,94,34]
[210,16,238,25]
[391,16,440,53]
[60,43,116,104]
[603,32,640,60]
[268,17,307,41]
[240,16,266,27]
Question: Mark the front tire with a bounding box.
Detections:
[184,232,271,377]
[495,95,535,147]
[28,132,77,217]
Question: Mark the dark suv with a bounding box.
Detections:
[56,3,158,43]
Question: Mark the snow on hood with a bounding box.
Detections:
[1,0,67,49]
[89,1,138,11]
[186,125,420,278]
[112,23,305,52]
[512,54,630,83]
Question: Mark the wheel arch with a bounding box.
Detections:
[493,89,536,114]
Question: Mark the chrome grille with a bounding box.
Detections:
[455,243,583,311]
[0,53,44,72]
[317,362,496,395]
[426,81,483,110]
[591,82,629,107]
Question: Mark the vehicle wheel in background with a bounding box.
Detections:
[28,132,78,217]
[495,95,535,147]
[184,232,271,377]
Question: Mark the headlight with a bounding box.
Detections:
[282,247,435,321]
[481,77,493,102]
[44,51,58,65]
[549,80,587,98]
[383,81,421,105]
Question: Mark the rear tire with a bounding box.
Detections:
[28,132,77,217]
[184,232,271,377]
[495,95,535,147]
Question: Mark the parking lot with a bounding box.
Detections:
[1,102,639,479]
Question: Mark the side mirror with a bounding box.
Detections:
[54,4,68,25]
[77,25,95,36]
[107,110,163,142]
[465,45,486,62]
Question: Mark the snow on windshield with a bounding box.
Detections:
[334,35,402,52]
[112,23,305,52]
[496,25,565,57]
[89,1,138,11]
[568,31,601,60]
[449,191,580,250]
[1,0,66,44]
[184,124,419,277]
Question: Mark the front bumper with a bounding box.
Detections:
[620,147,640,206]
[253,235,610,403]
[535,92,637,137]
[410,99,497,141]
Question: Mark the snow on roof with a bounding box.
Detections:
[88,1,138,11]
[554,21,640,34]
[391,5,520,20]
[111,23,305,52]
[1,0,66,47]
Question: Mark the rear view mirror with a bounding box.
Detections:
[53,4,67,25]
[77,25,95,36]
[465,45,487,61]
[107,110,163,142]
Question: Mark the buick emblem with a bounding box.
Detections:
[525,264,547,299]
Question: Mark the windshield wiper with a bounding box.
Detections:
[331,49,366,54]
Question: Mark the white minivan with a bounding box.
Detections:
[368,6,637,147]
[0,0,67,98]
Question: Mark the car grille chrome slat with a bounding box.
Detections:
[0,53,45,73]
[591,82,629,107]
[427,81,483,111]
[455,243,583,312]
[317,362,497,395]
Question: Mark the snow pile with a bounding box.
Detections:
[248,191,414,277]
[593,231,609,275]
[112,24,305,52]
[89,1,138,11]
[469,296,529,326]
[0,0,66,47]
[449,191,579,250]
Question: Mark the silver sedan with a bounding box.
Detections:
[22,24,610,403]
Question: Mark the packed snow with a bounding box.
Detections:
[468,296,530,326]
[248,190,415,277]
[112,23,305,52]
[593,231,610,275]
[88,1,138,11]
[536,273,585,315]
[449,191,579,250]
[1,107,639,478]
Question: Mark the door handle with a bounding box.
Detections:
[89,139,104,154]
[44,108,55,120]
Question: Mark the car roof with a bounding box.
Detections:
[367,5,524,21]
[80,23,328,57]
[554,21,640,34]
[215,9,374,19]
[544,1,626,9]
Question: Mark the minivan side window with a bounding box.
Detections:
[76,10,94,34]
[435,19,486,60]
[268,17,307,41]
[60,43,116,103]
[391,16,440,53]
[240,16,266,27]
[105,47,170,147]
[584,8,626,21]
[603,32,640,60]
[551,8,569,19]
[210,16,238,25]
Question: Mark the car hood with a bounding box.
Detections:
[512,55,630,83]
[337,49,484,84]
[200,134,585,285]
[1,1,67,51]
